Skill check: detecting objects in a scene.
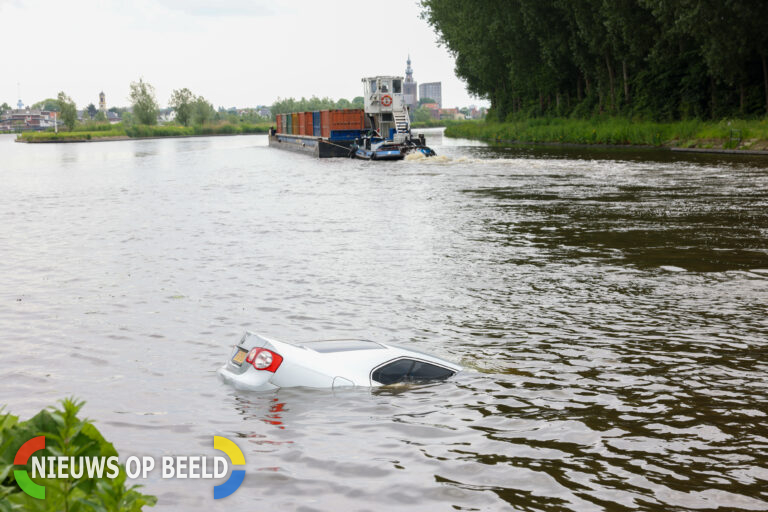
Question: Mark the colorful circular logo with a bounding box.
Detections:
[14,435,46,499]
[213,436,245,499]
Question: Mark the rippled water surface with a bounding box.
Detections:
[1,131,767,511]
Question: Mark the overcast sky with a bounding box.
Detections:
[1,0,488,110]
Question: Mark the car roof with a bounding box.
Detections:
[297,339,386,353]
[242,332,461,373]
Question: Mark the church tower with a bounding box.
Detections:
[99,91,106,113]
[403,55,418,112]
[406,55,413,82]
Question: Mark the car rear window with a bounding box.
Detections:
[372,359,455,385]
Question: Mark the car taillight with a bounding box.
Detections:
[245,348,283,373]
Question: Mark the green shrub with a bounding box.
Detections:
[0,399,156,511]
[73,122,121,132]
[239,123,271,134]
[20,129,126,142]
[21,121,273,141]
[124,122,270,138]
[124,125,193,137]
[412,119,473,129]
[444,117,768,148]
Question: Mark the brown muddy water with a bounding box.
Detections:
[1,130,767,511]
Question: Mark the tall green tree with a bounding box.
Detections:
[599,0,657,108]
[421,0,768,120]
[129,78,159,125]
[421,0,527,120]
[729,0,768,114]
[413,107,435,122]
[86,103,97,119]
[191,96,215,125]
[169,88,194,126]
[0,102,10,114]
[31,98,60,111]
[56,92,77,130]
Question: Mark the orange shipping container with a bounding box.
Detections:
[304,111,313,136]
[291,113,299,135]
[276,114,282,133]
[328,109,365,132]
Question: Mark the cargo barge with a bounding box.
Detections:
[268,75,435,159]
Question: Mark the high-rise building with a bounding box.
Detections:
[419,82,442,108]
[403,55,418,111]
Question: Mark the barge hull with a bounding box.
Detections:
[268,133,353,158]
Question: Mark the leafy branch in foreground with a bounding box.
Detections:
[0,398,156,512]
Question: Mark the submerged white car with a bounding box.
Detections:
[217,332,461,391]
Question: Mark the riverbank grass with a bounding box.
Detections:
[444,118,768,150]
[18,121,272,142]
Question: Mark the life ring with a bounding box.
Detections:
[381,95,392,107]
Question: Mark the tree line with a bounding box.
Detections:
[5,83,368,131]
[3,79,256,131]
[270,96,364,115]
[420,0,768,121]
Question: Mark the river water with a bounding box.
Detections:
[1,130,767,511]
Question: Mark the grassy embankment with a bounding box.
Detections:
[411,119,457,129]
[444,118,768,151]
[18,121,272,142]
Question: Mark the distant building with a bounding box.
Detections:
[157,108,176,123]
[468,105,486,119]
[0,109,57,131]
[419,82,442,108]
[403,55,418,112]
[439,108,464,120]
[258,106,271,119]
[99,91,106,113]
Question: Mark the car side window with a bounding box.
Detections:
[372,359,413,385]
[408,361,455,381]
[372,359,455,385]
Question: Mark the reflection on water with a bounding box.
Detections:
[465,176,768,271]
[0,132,767,511]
